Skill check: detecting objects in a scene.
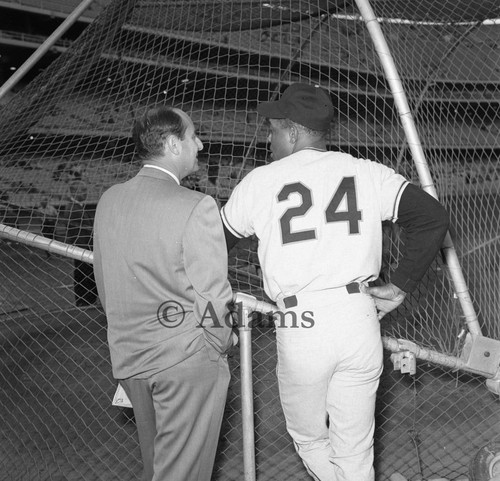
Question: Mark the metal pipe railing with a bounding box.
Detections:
[0,0,96,103]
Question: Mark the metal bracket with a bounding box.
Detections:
[460,333,500,378]
[486,377,500,397]
[390,350,417,376]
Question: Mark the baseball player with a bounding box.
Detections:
[221,83,449,480]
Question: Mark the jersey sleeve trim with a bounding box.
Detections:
[221,206,245,239]
[390,181,409,222]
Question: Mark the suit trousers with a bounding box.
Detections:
[275,288,383,481]
[120,346,230,481]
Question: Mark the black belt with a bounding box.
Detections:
[282,283,360,309]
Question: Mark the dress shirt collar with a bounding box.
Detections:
[143,164,180,185]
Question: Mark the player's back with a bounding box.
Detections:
[224,149,407,300]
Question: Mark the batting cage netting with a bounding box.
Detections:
[0,0,499,480]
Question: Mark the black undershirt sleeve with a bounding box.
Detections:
[223,222,241,253]
[390,183,450,293]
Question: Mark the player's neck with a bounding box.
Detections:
[301,146,327,152]
[293,139,327,154]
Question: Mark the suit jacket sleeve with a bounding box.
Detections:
[183,195,234,356]
[92,226,106,310]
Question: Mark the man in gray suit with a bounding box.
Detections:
[93,105,234,481]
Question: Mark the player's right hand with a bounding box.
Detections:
[360,282,407,320]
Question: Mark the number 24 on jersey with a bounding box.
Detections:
[278,176,362,245]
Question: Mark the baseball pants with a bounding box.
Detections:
[120,346,230,481]
[275,287,383,481]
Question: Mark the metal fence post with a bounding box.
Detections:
[0,0,96,102]
[237,300,256,481]
[354,0,482,336]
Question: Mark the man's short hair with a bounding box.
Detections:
[132,106,186,160]
[276,118,328,139]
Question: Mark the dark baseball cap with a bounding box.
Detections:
[257,83,334,131]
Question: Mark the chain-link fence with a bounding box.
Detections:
[1,0,500,479]
[1,228,498,480]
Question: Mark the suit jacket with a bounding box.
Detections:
[93,166,233,379]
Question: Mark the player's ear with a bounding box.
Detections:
[164,134,180,155]
[289,124,298,144]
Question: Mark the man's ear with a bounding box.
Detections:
[289,125,298,144]
[164,134,180,155]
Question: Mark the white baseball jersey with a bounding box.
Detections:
[221,148,408,302]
